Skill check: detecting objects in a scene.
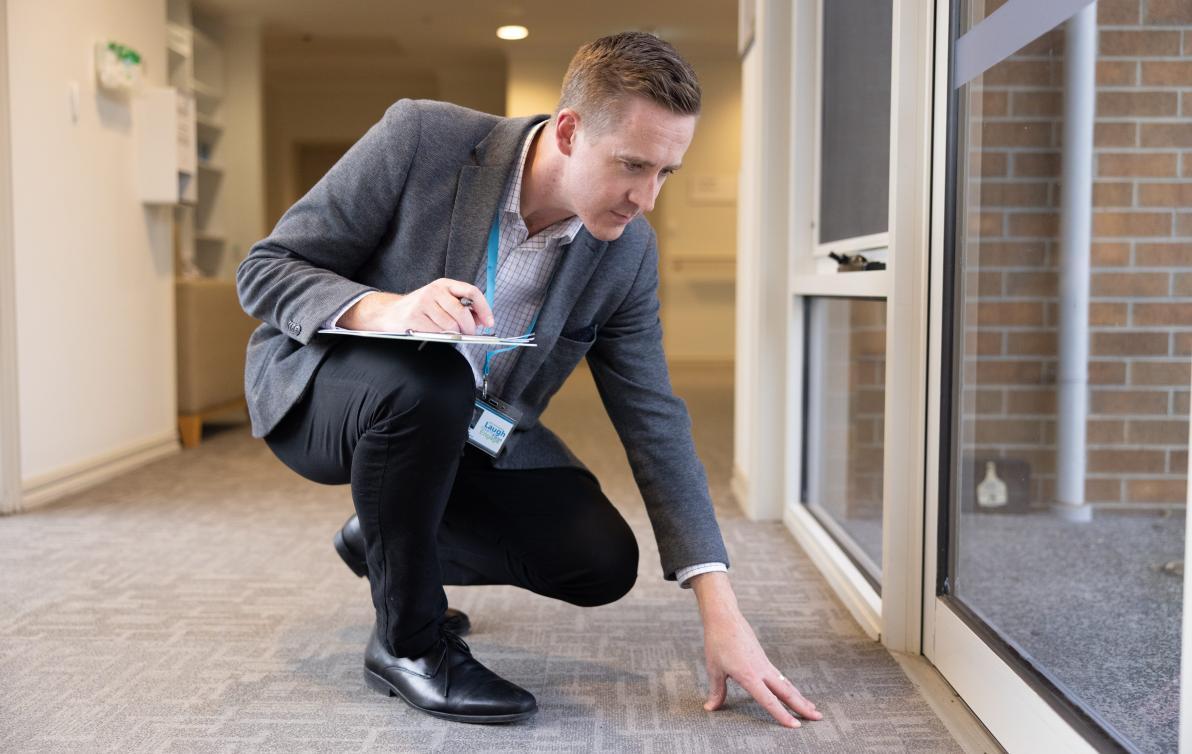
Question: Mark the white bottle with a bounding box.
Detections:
[976,461,1008,508]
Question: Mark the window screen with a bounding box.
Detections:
[818,0,893,244]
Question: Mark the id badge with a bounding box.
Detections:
[467,391,520,457]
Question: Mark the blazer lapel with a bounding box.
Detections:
[503,231,608,400]
[444,114,549,285]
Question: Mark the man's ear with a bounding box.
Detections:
[555,109,579,157]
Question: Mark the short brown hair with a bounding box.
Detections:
[556,32,701,133]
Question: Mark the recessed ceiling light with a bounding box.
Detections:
[497,25,529,41]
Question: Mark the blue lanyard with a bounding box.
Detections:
[481,215,543,397]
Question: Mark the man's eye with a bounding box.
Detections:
[622,161,643,172]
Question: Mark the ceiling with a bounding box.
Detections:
[195,0,738,65]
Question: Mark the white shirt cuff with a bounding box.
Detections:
[322,291,376,330]
[675,562,728,589]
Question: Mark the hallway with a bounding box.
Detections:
[0,365,961,752]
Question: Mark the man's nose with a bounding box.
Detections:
[629,177,658,213]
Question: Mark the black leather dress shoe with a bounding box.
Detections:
[364,627,537,724]
[333,515,472,636]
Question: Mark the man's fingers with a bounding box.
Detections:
[435,296,476,335]
[442,280,494,327]
[423,303,460,333]
[741,678,801,728]
[704,670,728,711]
[765,676,823,721]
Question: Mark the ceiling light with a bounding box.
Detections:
[497,25,529,41]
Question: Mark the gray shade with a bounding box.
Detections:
[818,0,892,244]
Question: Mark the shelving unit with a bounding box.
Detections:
[167,0,227,279]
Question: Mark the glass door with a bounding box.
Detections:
[927,1,1188,750]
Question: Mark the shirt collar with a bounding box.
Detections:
[501,121,584,245]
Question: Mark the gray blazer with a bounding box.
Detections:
[236,99,729,580]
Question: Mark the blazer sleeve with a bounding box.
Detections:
[585,228,730,581]
[235,99,423,343]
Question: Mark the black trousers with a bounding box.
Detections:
[265,337,639,657]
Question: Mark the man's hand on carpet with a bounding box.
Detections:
[690,571,822,729]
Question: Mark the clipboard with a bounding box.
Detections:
[317,327,537,348]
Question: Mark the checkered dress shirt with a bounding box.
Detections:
[457,122,583,395]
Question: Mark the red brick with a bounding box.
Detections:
[1141,123,1192,148]
[1093,181,1133,207]
[1088,419,1126,443]
[1094,122,1137,148]
[1098,91,1179,117]
[978,121,1055,148]
[975,419,1044,444]
[1127,419,1190,444]
[1125,479,1187,503]
[978,301,1045,326]
[1092,242,1130,266]
[1176,390,1190,414]
[1005,389,1056,414]
[979,181,1051,207]
[976,270,1003,296]
[974,210,1006,236]
[1098,61,1139,86]
[1092,389,1172,415]
[976,389,1003,413]
[1093,211,1174,237]
[1091,271,1170,296]
[1090,361,1128,384]
[1132,361,1192,386]
[1139,182,1192,207]
[1013,152,1060,177]
[1088,448,1168,472]
[1097,152,1179,178]
[1177,332,1192,356]
[1178,213,1192,236]
[971,151,1008,177]
[1011,92,1063,117]
[1006,331,1056,355]
[1091,303,1129,326]
[1171,449,1189,472]
[1086,478,1123,503]
[1134,302,1192,325]
[1175,273,1192,296]
[1100,30,1182,56]
[1136,243,1192,266]
[981,90,1009,116]
[1141,61,1192,86]
[973,360,1045,385]
[1093,331,1170,355]
[1098,0,1141,23]
[1146,0,1192,24]
[980,241,1048,267]
[1009,212,1059,237]
[1003,271,1055,296]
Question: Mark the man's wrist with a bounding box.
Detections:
[339,291,401,330]
[690,571,741,619]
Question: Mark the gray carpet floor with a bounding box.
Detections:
[0,365,961,753]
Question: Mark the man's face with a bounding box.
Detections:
[558,97,696,242]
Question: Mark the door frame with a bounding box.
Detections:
[0,0,22,515]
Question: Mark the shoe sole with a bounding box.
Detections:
[364,667,537,724]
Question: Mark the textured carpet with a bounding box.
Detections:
[0,364,961,752]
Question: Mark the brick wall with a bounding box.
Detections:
[847,300,886,520]
[959,0,1191,509]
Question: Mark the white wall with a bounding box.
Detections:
[8,0,178,493]
[265,76,437,227]
[219,18,266,277]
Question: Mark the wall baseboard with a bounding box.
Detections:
[16,432,180,512]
